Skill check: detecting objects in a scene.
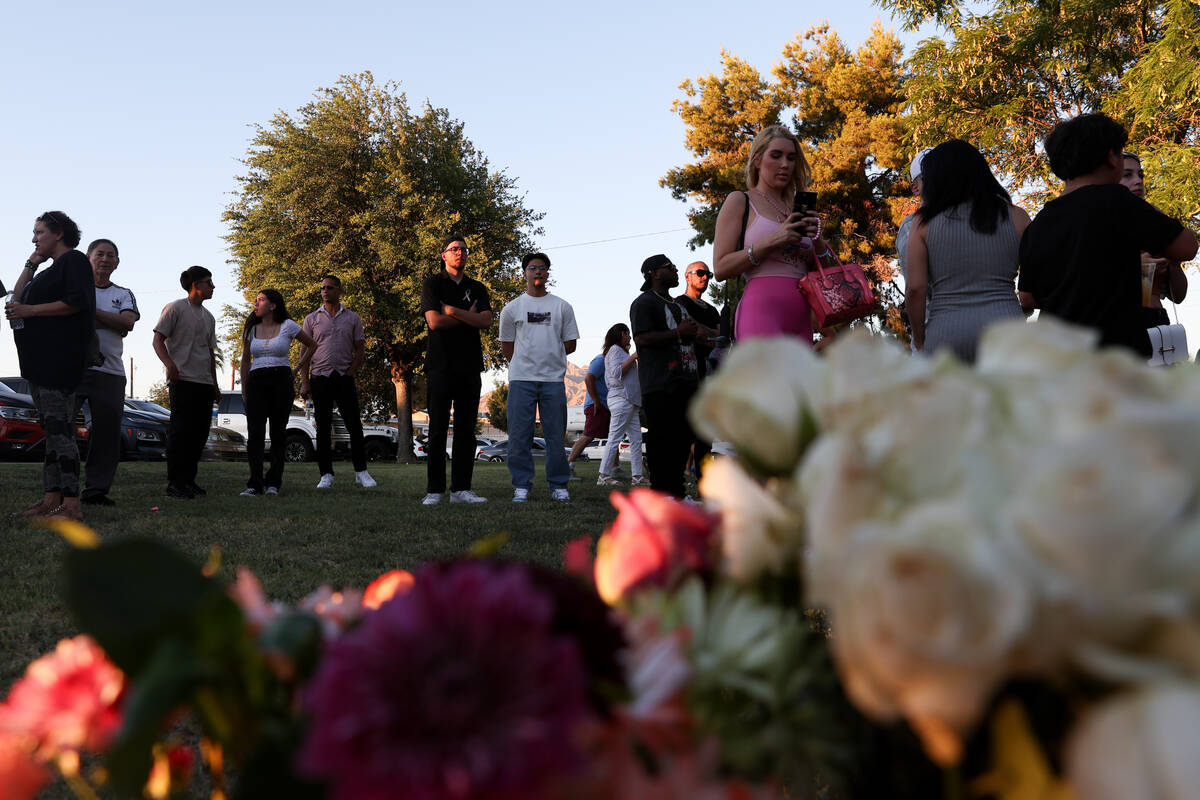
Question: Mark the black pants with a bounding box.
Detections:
[310,372,366,475]
[77,370,126,499]
[426,370,481,494]
[246,367,295,491]
[641,384,697,498]
[166,380,213,488]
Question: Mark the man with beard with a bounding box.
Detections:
[630,254,699,499]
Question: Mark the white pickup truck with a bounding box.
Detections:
[214,391,399,463]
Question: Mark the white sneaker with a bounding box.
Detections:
[355,470,377,488]
[239,487,259,497]
[265,486,279,496]
[550,488,570,502]
[449,490,488,504]
[422,492,444,505]
[316,474,334,489]
[513,487,530,503]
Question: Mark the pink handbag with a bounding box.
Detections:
[797,252,876,329]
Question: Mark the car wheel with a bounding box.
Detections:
[284,433,314,463]
[364,439,387,463]
[488,455,503,463]
[577,453,590,462]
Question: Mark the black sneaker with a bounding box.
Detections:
[166,484,195,499]
[81,494,116,506]
[186,482,207,496]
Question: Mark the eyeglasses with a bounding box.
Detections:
[320,285,339,291]
[443,246,469,255]
[525,265,549,272]
[688,270,712,278]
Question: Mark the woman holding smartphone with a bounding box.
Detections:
[712,125,833,342]
[239,289,316,496]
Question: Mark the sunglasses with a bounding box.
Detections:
[688,269,712,278]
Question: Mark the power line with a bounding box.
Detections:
[542,227,691,251]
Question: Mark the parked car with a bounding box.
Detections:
[214,391,399,463]
[580,436,641,462]
[79,401,168,461]
[203,427,247,461]
[445,436,500,460]
[125,398,171,419]
[0,377,30,394]
[0,385,89,460]
[476,438,576,463]
[412,437,428,460]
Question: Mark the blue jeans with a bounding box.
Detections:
[506,380,568,490]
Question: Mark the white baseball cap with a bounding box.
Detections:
[910,147,934,180]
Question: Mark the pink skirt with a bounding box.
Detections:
[734,276,813,343]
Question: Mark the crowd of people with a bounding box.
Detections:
[5,111,1197,517]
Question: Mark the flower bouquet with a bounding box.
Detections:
[4,318,1199,799]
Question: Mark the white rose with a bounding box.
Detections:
[1067,682,1200,800]
[814,328,937,431]
[698,456,803,583]
[689,337,823,474]
[975,316,1098,376]
[819,501,1033,765]
[999,428,1195,658]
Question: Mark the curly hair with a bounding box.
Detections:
[1043,113,1128,181]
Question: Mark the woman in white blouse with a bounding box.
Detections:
[598,323,648,488]
[239,289,316,496]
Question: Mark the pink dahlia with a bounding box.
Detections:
[297,561,590,800]
[1,636,123,759]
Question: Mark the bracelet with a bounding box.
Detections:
[812,218,823,240]
[746,244,761,267]
[23,261,36,271]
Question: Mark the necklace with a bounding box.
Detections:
[751,189,790,222]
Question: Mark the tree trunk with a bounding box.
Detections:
[393,368,417,464]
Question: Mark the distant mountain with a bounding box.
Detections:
[478,360,591,413]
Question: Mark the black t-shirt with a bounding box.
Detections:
[421,271,492,374]
[15,250,96,391]
[675,293,720,378]
[1018,184,1183,357]
[630,291,699,396]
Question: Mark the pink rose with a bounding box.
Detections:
[594,489,718,605]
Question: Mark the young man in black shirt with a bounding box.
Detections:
[675,260,721,478]
[419,235,492,505]
[1018,113,1197,357]
[631,254,700,499]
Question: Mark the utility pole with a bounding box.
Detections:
[128,357,134,397]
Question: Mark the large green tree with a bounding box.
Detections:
[224,72,542,461]
[662,25,911,335]
[882,0,1200,225]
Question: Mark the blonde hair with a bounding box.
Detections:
[745,125,810,196]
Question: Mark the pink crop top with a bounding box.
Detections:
[743,200,812,280]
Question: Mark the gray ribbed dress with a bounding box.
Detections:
[924,203,1024,363]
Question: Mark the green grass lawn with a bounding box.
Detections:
[0,458,625,690]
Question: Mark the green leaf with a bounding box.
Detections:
[64,538,230,674]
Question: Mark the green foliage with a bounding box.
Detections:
[641,577,863,795]
[147,380,170,408]
[663,25,911,335]
[879,0,1192,213]
[224,72,543,418]
[487,380,509,433]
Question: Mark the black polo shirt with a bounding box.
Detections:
[15,250,96,391]
[421,271,492,374]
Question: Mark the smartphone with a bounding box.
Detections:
[792,190,818,216]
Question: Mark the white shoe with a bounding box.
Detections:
[355,470,377,488]
[597,474,620,487]
[422,492,444,505]
[316,474,334,489]
[240,487,259,497]
[265,486,279,496]
[449,490,488,504]
[513,487,530,503]
[632,475,651,487]
[550,488,570,502]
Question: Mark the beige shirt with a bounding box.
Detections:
[154,298,217,384]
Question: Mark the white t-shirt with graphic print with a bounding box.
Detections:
[498,293,579,382]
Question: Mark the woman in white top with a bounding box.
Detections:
[598,323,647,487]
[239,289,316,496]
